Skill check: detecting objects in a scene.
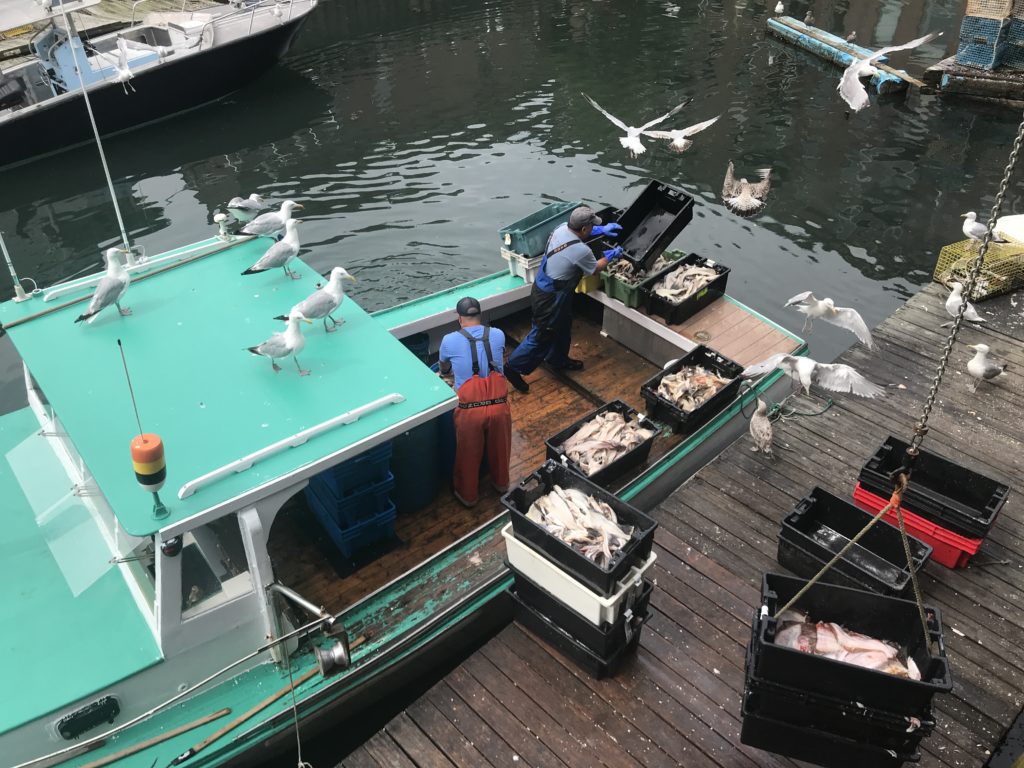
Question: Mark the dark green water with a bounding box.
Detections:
[0,0,1020,409]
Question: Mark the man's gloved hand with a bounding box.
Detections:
[603,245,625,261]
[429,362,441,373]
[592,223,623,237]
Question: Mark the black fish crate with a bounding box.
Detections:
[510,566,653,658]
[501,460,658,596]
[614,180,695,272]
[778,487,932,598]
[750,573,952,716]
[510,587,646,679]
[859,435,1009,539]
[639,253,730,326]
[544,400,660,487]
[639,345,743,435]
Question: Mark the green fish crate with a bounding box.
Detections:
[599,249,687,309]
[501,459,658,596]
[498,200,581,258]
[639,345,743,435]
[639,253,730,326]
[544,399,660,487]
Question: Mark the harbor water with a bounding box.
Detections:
[0,0,1019,410]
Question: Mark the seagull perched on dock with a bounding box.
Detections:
[967,343,1008,392]
[640,115,720,154]
[837,32,940,113]
[75,248,132,324]
[775,1,784,14]
[961,211,1007,245]
[722,161,771,216]
[275,267,356,333]
[226,193,268,222]
[803,10,814,25]
[784,291,874,348]
[581,92,691,158]
[944,281,987,325]
[742,353,886,398]
[241,199,303,239]
[242,218,303,279]
[247,310,313,375]
[845,31,857,43]
[749,398,774,458]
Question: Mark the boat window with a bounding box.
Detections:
[180,514,252,619]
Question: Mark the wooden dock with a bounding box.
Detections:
[340,283,1024,768]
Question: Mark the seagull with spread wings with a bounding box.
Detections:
[838,32,941,112]
[722,161,771,216]
[742,353,885,398]
[785,291,874,349]
[642,115,720,154]
[582,93,691,157]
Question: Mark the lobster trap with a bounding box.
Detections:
[932,236,1024,301]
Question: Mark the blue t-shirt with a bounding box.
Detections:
[438,325,506,391]
[544,223,598,281]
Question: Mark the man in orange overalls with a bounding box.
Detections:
[438,297,512,507]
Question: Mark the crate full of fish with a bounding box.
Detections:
[501,460,658,596]
[640,345,743,435]
[778,487,932,598]
[859,435,1009,539]
[614,180,695,271]
[749,573,952,715]
[544,400,660,487]
[640,253,729,326]
[599,250,685,309]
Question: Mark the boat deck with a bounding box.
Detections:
[340,282,1024,768]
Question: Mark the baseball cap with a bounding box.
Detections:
[456,296,481,317]
[568,205,602,231]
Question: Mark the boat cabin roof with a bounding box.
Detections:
[0,237,456,537]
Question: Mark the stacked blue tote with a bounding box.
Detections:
[956,15,1010,70]
[306,442,396,558]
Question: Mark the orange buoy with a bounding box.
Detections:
[131,433,168,518]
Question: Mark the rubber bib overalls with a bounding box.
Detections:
[452,327,512,506]
[506,236,582,374]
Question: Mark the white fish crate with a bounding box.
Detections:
[500,247,543,284]
[502,523,656,626]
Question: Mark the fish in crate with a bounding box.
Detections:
[657,365,733,413]
[526,485,634,567]
[557,410,657,478]
[649,263,722,304]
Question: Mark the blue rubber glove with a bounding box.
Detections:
[603,245,624,261]
[429,362,440,373]
[592,223,622,237]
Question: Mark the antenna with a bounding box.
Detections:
[118,339,169,519]
[0,231,29,302]
[118,339,144,437]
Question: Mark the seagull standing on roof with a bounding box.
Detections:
[242,219,303,279]
[241,199,303,239]
[804,10,814,25]
[247,310,314,375]
[640,115,720,154]
[749,398,774,458]
[275,267,356,333]
[845,31,857,43]
[581,93,691,158]
[785,291,874,348]
[961,211,1007,245]
[742,353,885,398]
[775,1,784,14]
[944,281,987,325]
[837,32,940,112]
[967,344,1008,392]
[75,248,132,324]
[226,193,268,222]
[722,161,772,216]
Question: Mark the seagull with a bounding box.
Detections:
[722,161,771,216]
[784,291,874,348]
[581,92,691,157]
[944,281,986,325]
[961,211,1007,245]
[226,193,268,222]
[242,218,303,279]
[837,32,940,112]
[247,310,313,375]
[641,115,720,154]
[845,31,857,43]
[803,10,814,25]
[75,248,132,324]
[742,353,885,398]
[214,213,232,239]
[110,38,136,94]
[967,344,1008,392]
[775,1,784,13]
[241,199,303,238]
[749,398,774,458]
[275,267,356,333]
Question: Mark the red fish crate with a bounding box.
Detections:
[853,484,983,569]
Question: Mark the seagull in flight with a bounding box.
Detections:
[742,353,885,398]
[722,161,771,216]
[943,281,986,325]
[641,115,720,154]
[582,93,691,157]
[785,291,874,348]
[961,211,1007,245]
[838,32,940,112]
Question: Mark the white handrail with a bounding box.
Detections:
[177,393,406,499]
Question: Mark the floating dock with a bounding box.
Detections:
[342,283,1024,768]
[923,55,1024,109]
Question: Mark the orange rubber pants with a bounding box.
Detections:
[453,372,512,504]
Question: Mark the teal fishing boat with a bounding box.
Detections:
[0,218,804,767]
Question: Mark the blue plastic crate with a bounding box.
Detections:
[959,14,1009,44]
[313,441,392,497]
[1003,40,1024,68]
[498,200,581,258]
[1008,17,1024,44]
[307,471,395,527]
[311,500,397,559]
[956,39,1007,69]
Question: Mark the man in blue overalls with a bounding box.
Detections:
[504,206,623,394]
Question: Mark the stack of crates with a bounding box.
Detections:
[956,9,1011,70]
[498,200,580,284]
[1005,0,1024,67]
[305,442,396,559]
